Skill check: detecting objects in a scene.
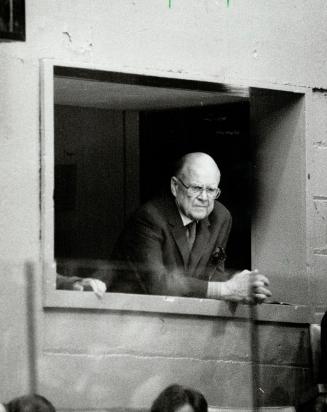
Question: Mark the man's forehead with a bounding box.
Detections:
[182,165,220,184]
[182,153,219,171]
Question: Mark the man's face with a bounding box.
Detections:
[171,162,220,221]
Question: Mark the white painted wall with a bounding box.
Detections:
[1,0,327,261]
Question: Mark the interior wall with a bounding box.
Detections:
[250,89,307,304]
[55,105,126,261]
[54,105,140,270]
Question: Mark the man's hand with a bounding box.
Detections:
[208,269,271,303]
[72,278,107,298]
[222,269,271,303]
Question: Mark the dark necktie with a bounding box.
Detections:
[186,221,197,251]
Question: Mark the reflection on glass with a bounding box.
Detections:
[54,97,253,300]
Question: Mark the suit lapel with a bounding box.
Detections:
[171,225,190,268]
[165,197,189,268]
[164,195,211,271]
[188,218,210,272]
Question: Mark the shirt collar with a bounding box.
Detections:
[179,211,193,227]
[175,201,194,226]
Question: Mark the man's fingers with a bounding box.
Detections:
[72,278,107,297]
[72,281,84,291]
[245,269,272,302]
[94,281,107,297]
[252,280,265,288]
[242,296,255,304]
[90,279,106,297]
[252,280,272,294]
[254,293,268,303]
[251,273,270,286]
[80,278,107,297]
[253,286,272,297]
[85,279,98,293]
[239,269,270,287]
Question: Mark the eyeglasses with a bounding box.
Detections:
[175,177,221,199]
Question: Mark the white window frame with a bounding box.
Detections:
[40,59,312,324]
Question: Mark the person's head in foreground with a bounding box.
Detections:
[151,384,208,412]
[171,152,221,222]
[1,394,56,412]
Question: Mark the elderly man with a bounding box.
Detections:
[109,152,271,303]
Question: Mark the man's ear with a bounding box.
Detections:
[171,177,177,197]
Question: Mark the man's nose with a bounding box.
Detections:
[197,188,209,200]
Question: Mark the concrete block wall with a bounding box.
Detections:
[311,90,327,314]
[38,308,312,410]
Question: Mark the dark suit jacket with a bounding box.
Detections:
[109,193,232,297]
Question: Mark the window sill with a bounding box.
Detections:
[44,290,312,324]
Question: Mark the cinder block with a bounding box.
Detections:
[255,324,310,366]
[257,363,312,406]
[311,255,327,307]
[311,91,327,147]
[44,311,309,366]
[44,311,252,362]
[312,147,327,197]
[39,354,252,409]
[313,200,327,252]
[39,354,311,410]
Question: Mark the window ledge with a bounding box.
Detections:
[44,291,313,324]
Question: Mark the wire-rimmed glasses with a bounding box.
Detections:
[174,176,221,199]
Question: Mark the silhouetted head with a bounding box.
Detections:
[151,384,208,412]
[2,394,56,412]
[171,152,221,221]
